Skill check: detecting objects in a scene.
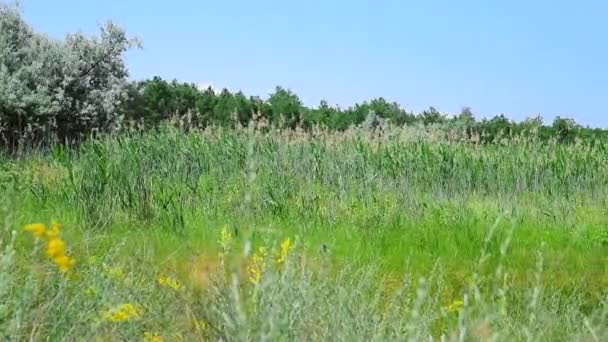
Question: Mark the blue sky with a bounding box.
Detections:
[19,0,608,127]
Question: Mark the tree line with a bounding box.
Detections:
[1,2,606,150]
[122,77,607,144]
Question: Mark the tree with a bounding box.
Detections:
[0,2,140,147]
[520,115,544,137]
[552,116,579,143]
[195,86,217,127]
[367,97,414,126]
[419,107,446,125]
[136,77,175,124]
[268,87,303,129]
[303,99,341,128]
[233,91,253,127]
[478,114,513,142]
[213,88,236,126]
[456,107,475,125]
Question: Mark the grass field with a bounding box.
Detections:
[1,124,607,341]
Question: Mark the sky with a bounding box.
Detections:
[17,0,608,127]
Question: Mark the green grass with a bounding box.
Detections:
[1,125,607,340]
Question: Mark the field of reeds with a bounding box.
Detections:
[1,124,607,341]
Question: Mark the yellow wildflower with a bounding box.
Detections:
[248,246,267,285]
[45,222,61,238]
[276,238,293,265]
[103,303,142,322]
[23,221,75,274]
[445,299,464,313]
[158,275,182,291]
[143,332,164,342]
[46,238,66,259]
[219,226,233,264]
[23,223,47,238]
[220,226,232,246]
[53,255,75,273]
[249,267,262,285]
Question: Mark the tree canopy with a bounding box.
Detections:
[2,3,607,149]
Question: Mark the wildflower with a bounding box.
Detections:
[445,299,464,313]
[219,226,233,264]
[46,238,66,259]
[103,303,142,322]
[23,223,47,238]
[143,332,164,342]
[220,226,232,246]
[158,275,182,291]
[276,238,293,265]
[53,255,75,273]
[23,221,76,274]
[248,246,267,285]
[45,221,61,238]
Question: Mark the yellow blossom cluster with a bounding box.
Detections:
[158,275,182,290]
[445,299,464,313]
[103,303,142,322]
[248,246,268,285]
[247,237,294,285]
[275,238,293,266]
[218,225,233,262]
[23,222,75,273]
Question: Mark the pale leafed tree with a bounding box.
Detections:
[0,1,140,146]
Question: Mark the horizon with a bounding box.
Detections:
[17,0,608,128]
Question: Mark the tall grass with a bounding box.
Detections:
[1,124,607,340]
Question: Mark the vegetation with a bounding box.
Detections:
[122,80,608,144]
[1,125,607,340]
[1,3,607,341]
[2,3,608,152]
[0,2,139,149]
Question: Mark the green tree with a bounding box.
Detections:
[304,99,338,128]
[268,87,303,128]
[212,89,236,126]
[367,98,415,125]
[194,86,217,127]
[455,107,476,125]
[519,115,544,138]
[233,91,253,127]
[419,107,446,125]
[552,116,579,143]
[478,115,513,142]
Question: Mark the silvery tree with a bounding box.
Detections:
[0,2,140,147]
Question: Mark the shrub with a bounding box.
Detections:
[0,2,139,149]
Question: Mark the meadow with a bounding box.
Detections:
[0,124,607,341]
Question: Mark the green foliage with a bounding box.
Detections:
[3,3,608,151]
[419,106,447,125]
[3,4,608,340]
[268,86,303,128]
[118,77,608,144]
[552,116,579,143]
[1,127,608,339]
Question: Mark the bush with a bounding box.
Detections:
[0,2,139,149]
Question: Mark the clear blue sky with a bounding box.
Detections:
[19,0,608,127]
